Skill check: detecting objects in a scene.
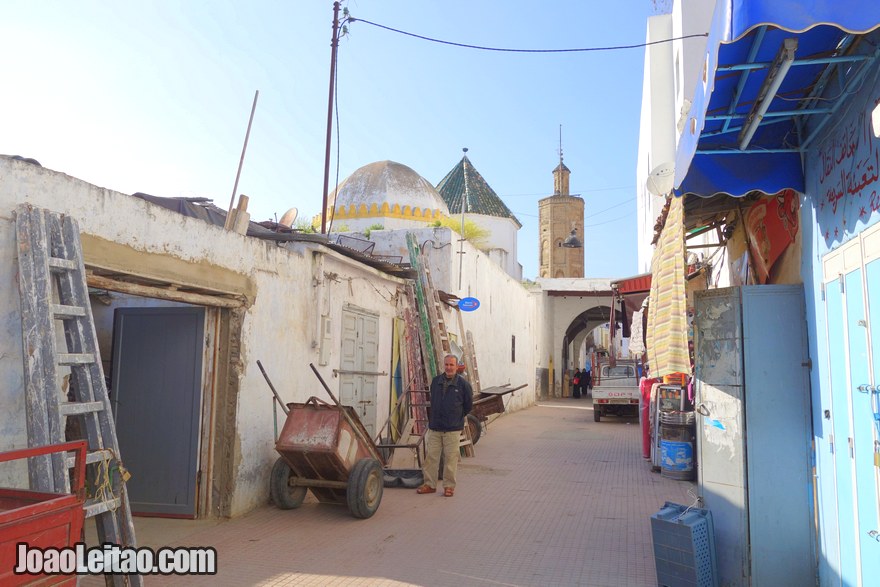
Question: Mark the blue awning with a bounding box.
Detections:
[674,0,880,198]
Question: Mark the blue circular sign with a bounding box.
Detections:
[458,297,480,312]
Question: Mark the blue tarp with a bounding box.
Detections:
[674,0,880,198]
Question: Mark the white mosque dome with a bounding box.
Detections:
[329,160,449,226]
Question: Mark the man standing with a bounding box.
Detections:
[417,354,473,497]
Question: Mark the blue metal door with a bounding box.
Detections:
[826,278,859,585]
[826,256,880,585]
[858,260,880,579]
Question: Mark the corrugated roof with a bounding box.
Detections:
[436,156,521,227]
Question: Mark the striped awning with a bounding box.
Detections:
[646,196,691,377]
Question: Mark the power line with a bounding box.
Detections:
[350,16,707,53]
[499,185,635,197]
[585,213,631,227]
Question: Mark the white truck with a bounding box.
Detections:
[591,361,640,422]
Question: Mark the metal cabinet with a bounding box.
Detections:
[693,286,813,586]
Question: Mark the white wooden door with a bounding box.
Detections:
[339,308,380,437]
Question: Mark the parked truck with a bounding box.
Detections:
[591,360,640,422]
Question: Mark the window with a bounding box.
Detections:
[511,335,516,363]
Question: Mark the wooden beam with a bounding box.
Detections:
[87,274,244,308]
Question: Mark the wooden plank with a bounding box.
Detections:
[466,331,482,393]
[14,207,57,491]
[17,206,143,584]
[88,274,243,308]
[406,234,437,378]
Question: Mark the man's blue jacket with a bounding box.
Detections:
[427,373,473,432]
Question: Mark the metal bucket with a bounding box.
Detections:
[659,411,696,481]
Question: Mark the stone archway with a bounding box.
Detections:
[562,305,611,374]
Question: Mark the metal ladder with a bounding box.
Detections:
[16,205,141,586]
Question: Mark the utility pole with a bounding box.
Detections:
[458,147,469,291]
[320,1,341,234]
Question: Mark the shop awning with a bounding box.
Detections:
[611,273,652,295]
[674,0,880,198]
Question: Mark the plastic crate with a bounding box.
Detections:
[651,501,718,587]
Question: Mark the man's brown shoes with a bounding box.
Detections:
[416,485,436,494]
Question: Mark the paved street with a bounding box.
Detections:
[104,398,695,586]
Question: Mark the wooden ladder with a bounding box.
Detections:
[465,331,483,394]
[404,233,473,456]
[422,264,451,367]
[16,205,142,586]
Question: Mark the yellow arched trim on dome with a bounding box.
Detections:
[332,201,448,221]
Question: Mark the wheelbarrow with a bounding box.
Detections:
[260,362,385,519]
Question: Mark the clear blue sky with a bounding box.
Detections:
[2,1,660,279]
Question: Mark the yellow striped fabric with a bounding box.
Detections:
[646,195,691,378]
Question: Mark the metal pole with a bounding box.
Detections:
[225,90,259,230]
[458,147,469,291]
[256,360,290,416]
[320,1,341,234]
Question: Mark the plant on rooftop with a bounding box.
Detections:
[430,217,490,249]
[294,219,316,233]
[364,223,384,238]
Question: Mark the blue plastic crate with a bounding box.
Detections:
[651,501,718,587]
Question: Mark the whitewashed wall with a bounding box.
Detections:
[637,13,676,273]
[467,213,520,280]
[354,225,539,409]
[0,157,405,516]
[425,229,538,412]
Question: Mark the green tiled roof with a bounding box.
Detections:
[436,156,521,228]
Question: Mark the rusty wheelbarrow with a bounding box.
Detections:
[261,362,385,519]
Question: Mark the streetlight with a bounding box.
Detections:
[562,227,582,248]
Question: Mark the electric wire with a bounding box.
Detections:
[350,17,707,53]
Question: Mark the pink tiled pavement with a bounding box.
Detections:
[89,398,696,586]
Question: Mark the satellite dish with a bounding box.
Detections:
[646,163,675,196]
[279,207,298,228]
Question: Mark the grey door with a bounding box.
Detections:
[111,307,205,517]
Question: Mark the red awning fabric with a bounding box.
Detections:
[611,273,652,295]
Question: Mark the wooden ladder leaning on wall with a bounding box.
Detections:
[16,204,142,587]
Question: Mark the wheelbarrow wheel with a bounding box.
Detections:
[347,458,383,519]
[270,457,307,510]
[466,414,482,445]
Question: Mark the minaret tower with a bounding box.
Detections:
[538,126,585,278]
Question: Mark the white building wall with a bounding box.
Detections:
[637,13,676,273]
[356,225,539,408]
[638,2,718,274]
[0,158,406,517]
[468,213,520,280]
[427,229,537,411]
[672,0,717,153]
[330,215,434,233]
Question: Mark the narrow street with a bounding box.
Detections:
[101,398,695,587]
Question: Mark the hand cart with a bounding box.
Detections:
[260,362,386,519]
